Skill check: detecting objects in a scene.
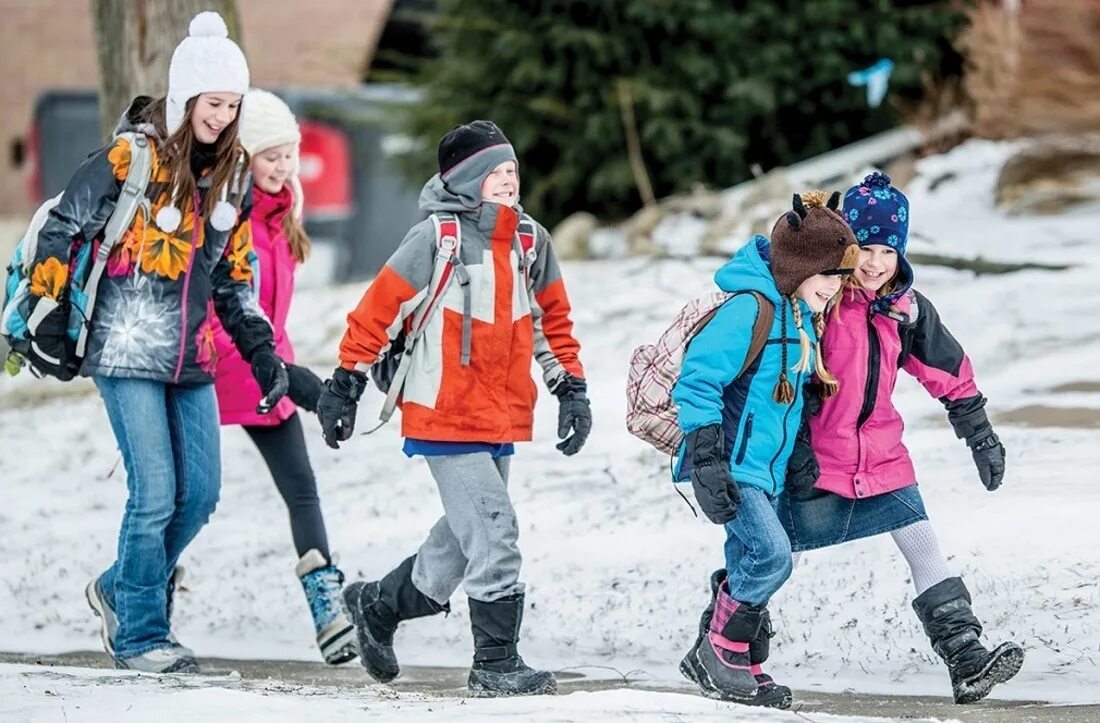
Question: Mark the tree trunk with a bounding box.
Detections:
[90,0,243,138]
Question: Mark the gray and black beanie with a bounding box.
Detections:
[437,120,518,207]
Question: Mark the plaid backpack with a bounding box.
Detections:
[626,291,773,456]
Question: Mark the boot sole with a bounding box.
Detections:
[467,672,558,698]
[341,583,399,683]
[319,622,359,665]
[115,655,201,674]
[744,682,793,710]
[85,580,115,657]
[954,642,1025,704]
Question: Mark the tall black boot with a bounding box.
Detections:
[912,577,1024,704]
[342,555,448,683]
[467,594,557,697]
[679,569,725,688]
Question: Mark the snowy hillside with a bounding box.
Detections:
[1,139,1098,720]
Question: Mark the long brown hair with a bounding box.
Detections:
[142,96,248,216]
[282,213,311,263]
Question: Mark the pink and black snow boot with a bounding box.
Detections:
[912,577,1024,704]
[682,574,763,702]
[680,569,791,708]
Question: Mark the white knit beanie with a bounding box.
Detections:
[241,88,305,220]
[166,12,250,136]
[240,89,300,157]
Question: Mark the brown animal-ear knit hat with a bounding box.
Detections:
[769,190,860,296]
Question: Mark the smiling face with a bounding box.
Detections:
[795,273,844,314]
[853,244,899,292]
[480,160,519,206]
[251,142,296,194]
[190,92,242,144]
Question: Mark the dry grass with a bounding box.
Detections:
[959,0,1100,139]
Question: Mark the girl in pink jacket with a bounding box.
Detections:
[210,89,355,665]
[780,173,1022,704]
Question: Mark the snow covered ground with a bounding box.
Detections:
[1,139,1098,721]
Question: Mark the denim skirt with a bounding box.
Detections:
[777,484,928,553]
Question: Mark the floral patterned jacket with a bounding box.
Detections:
[28,97,272,386]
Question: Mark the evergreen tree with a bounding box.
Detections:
[400,0,964,225]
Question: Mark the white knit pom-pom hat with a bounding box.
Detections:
[240,88,305,220]
[166,11,250,136]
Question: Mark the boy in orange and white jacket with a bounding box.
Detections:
[317,121,590,698]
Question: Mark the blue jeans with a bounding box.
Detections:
[723,486,793,606]
[94,377,221,659]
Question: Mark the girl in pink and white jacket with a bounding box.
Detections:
[210,89,355,665]
[781,173,1023,705]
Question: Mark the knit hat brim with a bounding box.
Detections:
[440,143,518,208]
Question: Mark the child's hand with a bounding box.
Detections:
[969,432,1006,491]
[318,367,367,449]
[686,425,741,524]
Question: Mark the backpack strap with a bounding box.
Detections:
[514,215,538,292]
[378,212,466,423]
[739,291,774,378]
[686,291,774,379]
[76,132,152,357]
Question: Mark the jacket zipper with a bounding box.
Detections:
[767,299,802,494]
[854,309,882,482]
[735,413,754,465]
[172,195,201,383]
[857,310,881,428]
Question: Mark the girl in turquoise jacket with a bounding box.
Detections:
[673,192,858,707]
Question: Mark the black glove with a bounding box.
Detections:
[286,364,324,413]
[249,347,289,415]
[552,375,591,456]
[968,431,1006,491]
[947,396,1006,491]
[25,300,80,381]
[318,367,368,449]
[685,424,741,524]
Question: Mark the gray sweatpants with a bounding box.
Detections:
[411,453,525,604]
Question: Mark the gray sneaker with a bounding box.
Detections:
[116,645,199,674]
[85,576,118,656]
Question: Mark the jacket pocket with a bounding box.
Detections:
[735,412,754,465]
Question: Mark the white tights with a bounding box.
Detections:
[791,520,953,595]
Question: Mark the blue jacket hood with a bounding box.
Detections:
[714,235,783,305]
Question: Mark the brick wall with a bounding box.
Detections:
[0,0,392,215]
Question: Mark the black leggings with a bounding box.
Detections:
[243,412,330,560]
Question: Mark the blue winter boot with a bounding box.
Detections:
[297,549,358,665]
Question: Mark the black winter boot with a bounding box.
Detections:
[690,578,764,702]
[342,555,448,683]
[912,577,1024,704]
[467,594,557,698]
[680,570,791,708]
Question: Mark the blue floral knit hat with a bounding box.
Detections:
[842,171,913,312]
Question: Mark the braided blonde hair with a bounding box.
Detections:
[774,297,840,403]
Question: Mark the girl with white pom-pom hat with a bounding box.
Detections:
[23,11,291,675]
[209,88,358,666]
